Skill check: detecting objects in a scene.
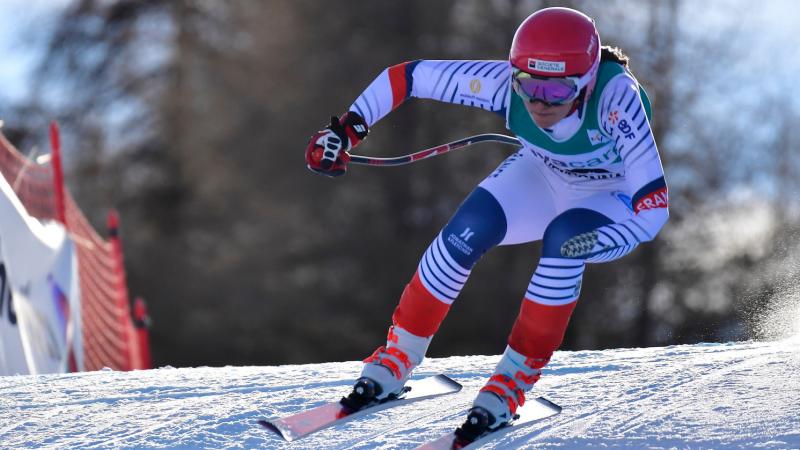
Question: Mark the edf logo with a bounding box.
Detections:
[460,228,475,241]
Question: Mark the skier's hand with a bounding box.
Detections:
[560,224,639,263]
[305,112,368,177]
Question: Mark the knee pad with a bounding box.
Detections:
[440,187,507,269]
[542,208,613,258]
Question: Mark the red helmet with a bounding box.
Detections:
[510,7,601,94]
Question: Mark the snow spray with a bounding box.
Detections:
[753,282,800,343]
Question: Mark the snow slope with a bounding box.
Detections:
[2,337,799,449]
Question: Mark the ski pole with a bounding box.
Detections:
[349,133,521,167]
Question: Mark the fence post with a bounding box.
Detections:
[49,121,67,225]
[133,297,152,369]
[107,209,137,369]
[49,120,78,371]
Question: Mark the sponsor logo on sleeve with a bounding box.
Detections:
[617,119,636,140]
[634,187,669,213]
[458,79,493,105]
[469,79,482,94]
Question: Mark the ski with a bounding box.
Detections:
[414,396,562,450]
[258,374,462,442]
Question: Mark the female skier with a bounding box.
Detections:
[304,7,669,438]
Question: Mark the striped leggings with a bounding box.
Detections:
[391,150,637,360]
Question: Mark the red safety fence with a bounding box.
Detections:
[0,122,151,371]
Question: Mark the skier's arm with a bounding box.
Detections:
[562,74,669,262]
[306,60,511,177]
[349,60,512,127]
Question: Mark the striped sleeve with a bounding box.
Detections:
[349,60,511,127]
[598,73,669,243]
[599,73,665,195]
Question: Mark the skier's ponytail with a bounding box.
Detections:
[600,45,629,68]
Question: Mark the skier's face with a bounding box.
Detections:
[524,99,575,129]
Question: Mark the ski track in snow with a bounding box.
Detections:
[1,338,798,449]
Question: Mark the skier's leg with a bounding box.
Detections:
[358,150,557,402]
[360,186,509,399]
[470,208,614,428]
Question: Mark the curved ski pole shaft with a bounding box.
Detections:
[349,134,521,167]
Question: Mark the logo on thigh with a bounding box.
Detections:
[447,228,475,256]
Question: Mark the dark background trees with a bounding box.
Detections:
[3,0,798,367]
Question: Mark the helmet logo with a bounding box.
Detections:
[587,36,598,54]
[528,58,565,74]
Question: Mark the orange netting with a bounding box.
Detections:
[0,127,149,371]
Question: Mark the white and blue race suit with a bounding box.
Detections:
[347,58,669,359]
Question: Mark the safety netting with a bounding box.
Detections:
[0,123,150,371]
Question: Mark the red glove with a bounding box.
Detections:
[305,112,369,177]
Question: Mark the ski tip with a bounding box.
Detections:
[533,396,562,413]
[258,419,294,442]
[433,373,463,391]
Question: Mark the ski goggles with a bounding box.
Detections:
[511,60,598,106]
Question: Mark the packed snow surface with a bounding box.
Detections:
[2,338,799,449]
